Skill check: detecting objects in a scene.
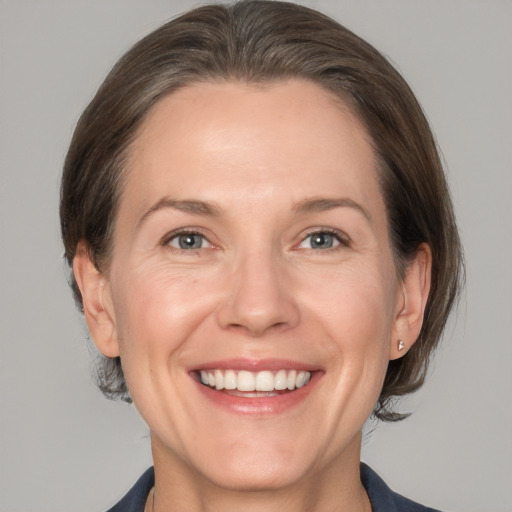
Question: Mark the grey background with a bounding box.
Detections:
[1,1,511,511]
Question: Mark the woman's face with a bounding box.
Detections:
[89,80,411,489]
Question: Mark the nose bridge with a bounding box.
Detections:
[216,244,300,336]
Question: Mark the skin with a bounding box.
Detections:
[74,80,431,512]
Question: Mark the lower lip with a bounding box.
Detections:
[193,372,322,416]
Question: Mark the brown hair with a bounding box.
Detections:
[60,0,464,421]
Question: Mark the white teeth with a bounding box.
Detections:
[287,370,297,390]
[256,371,274,391]
[214,369,224,390]
[238,371,256,391]
[198,369,312,393]
[224,369,237,390]
[296,370,308,388]
[274,369,288,390]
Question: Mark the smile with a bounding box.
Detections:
[191,360,321,415]
[199,369,311,394]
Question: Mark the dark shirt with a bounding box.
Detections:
[107,463,441,512]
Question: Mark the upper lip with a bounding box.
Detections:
[189,358,322,373]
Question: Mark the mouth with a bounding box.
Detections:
[190,361,320,414]
[196,369,311,397]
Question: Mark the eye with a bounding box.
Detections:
[299,231,342,250]
[167,232,211,250]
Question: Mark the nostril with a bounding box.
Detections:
[225,319,290,338]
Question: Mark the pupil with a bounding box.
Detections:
[311,233,333,249]
[179,234,201,249]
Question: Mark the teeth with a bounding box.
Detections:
[274,369,288,390]
[199,369,312,392]
[256,371,274,392]
[224,370,237,390]
[214,369,224,390]
[287,370,297,390]
[238,371,255,391]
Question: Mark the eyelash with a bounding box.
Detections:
[297,228,350,251]
[161,228,350,253]
[162,229,213,253]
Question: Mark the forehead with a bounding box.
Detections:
[134,79,370,159]
[122,79,382,221]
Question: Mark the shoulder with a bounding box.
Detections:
[361,463,442,512]
[106,467,154,512]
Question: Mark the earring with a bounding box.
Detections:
[398,340,405,351]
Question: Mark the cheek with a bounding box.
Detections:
[303,265,396,406]
[304,264,397,345]
[108,269,217,420]
[110,265,219,359]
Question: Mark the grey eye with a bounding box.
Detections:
[300,231,340,249]
[169,233,206,249]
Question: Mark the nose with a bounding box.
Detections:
[216,249,300,337]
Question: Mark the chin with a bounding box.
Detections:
[198,454,307,492]
[155,427,307,491]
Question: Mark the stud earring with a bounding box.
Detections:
[398,340,405,351]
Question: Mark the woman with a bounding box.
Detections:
[60,1,463,511]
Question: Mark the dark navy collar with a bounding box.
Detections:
[108,464,441,511]
[107,467,154,512]
[360,463,441,511]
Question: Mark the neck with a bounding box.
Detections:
[149,432,370,512]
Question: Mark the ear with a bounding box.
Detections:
[389,243,432,360]
[73,242,120,358]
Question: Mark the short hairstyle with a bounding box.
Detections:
[60,0,464,421]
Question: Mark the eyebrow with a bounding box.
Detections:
[137,197,222,228]
[293,197,372,222]
[137,195,371,228]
